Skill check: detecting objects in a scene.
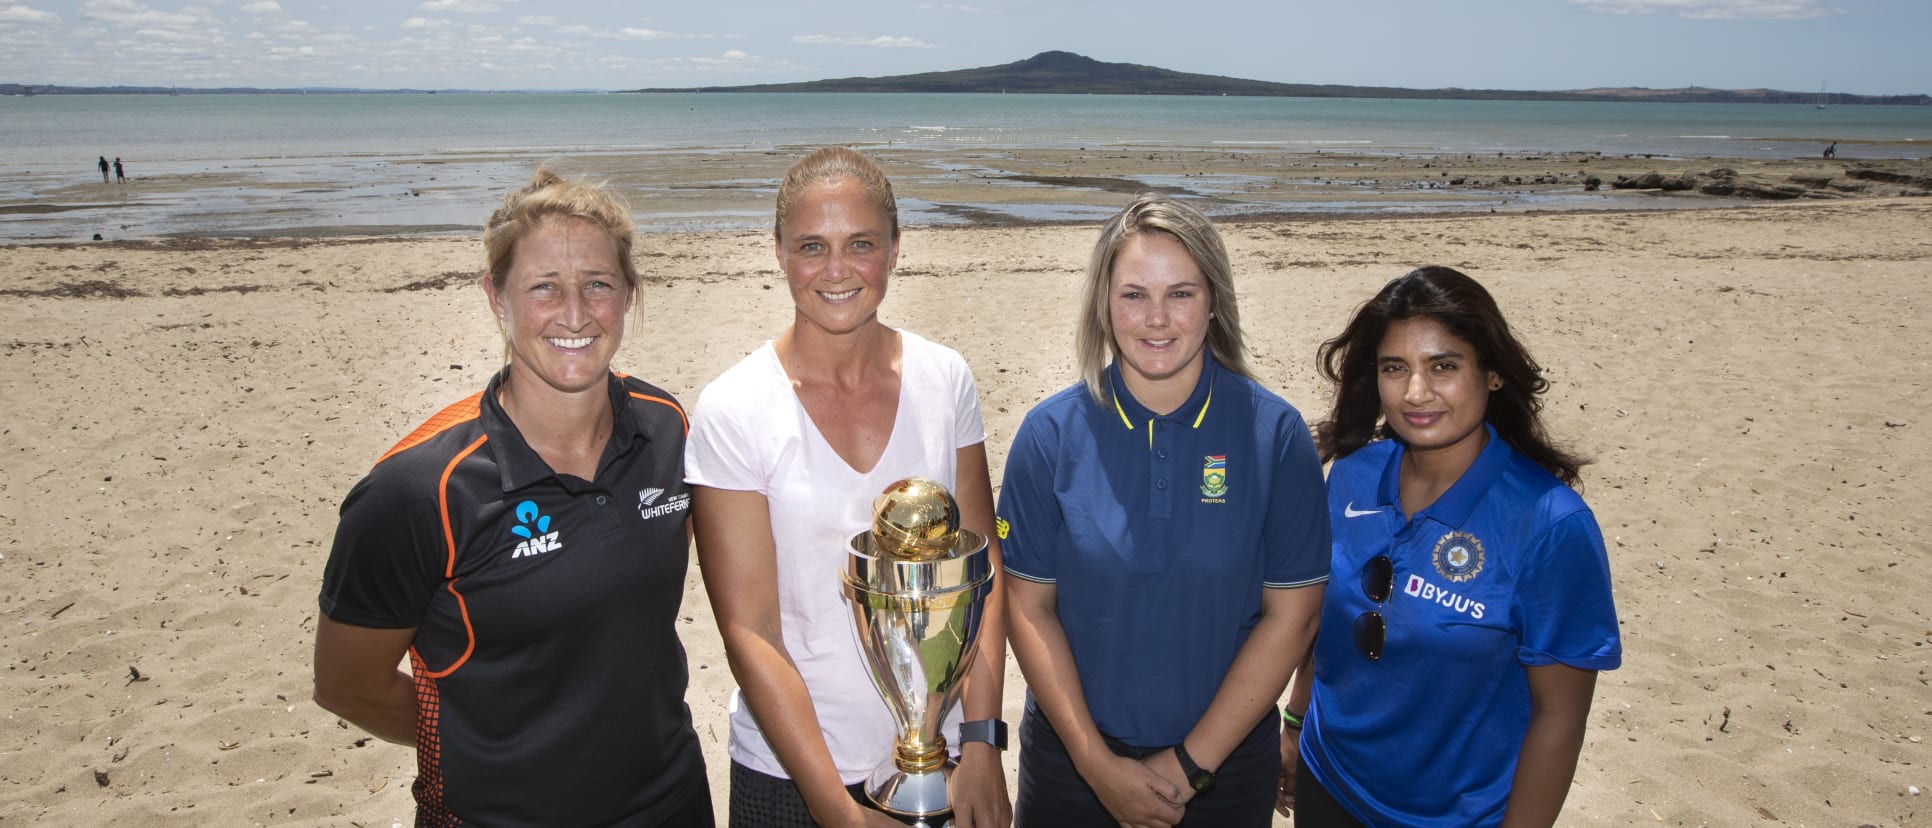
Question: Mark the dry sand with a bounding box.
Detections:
[2,196,1929,826]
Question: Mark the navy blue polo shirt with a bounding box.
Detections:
[997,354,1329,747]
[1300,424,1621,826]
[319,371,705,826]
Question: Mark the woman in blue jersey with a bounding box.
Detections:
[999,194,1329,827]
[1279,266,1621,827]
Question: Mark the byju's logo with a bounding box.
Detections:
[509,500,562,558]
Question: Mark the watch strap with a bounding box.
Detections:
[958,718,1008,750]
[1173,741,1216,792]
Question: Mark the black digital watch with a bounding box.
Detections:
[1173,741,1215,793]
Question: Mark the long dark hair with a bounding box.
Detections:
[1315,266,1587,485]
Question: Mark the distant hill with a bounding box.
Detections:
[630,50,1928,105]
[8,54,1924,103]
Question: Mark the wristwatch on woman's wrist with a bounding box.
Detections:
[958,718,1008,750]
[1173,741,1216,793]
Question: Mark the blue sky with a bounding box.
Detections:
[2,0,1926,95]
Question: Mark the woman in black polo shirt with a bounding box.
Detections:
[313,169,711,826]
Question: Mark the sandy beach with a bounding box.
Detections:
[2,173,1929,826]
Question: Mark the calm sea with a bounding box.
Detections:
[1,92,1926,241]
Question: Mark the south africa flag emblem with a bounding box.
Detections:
[1201,455,1228,497]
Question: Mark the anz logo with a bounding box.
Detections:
[509,500,563,558]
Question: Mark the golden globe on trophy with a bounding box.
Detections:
[842,478,994,824]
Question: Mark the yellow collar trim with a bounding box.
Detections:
[1111,376,1214,441]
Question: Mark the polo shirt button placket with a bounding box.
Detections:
[1150,419,1175,519]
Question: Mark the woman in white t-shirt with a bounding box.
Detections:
[685,146,1011,828]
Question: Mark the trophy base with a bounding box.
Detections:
[863,758,955,825]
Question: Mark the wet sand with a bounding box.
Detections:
[9,145,1924,242]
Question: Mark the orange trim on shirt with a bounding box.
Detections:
[628,391,688,434]
[416,434,487,678]
[376,392,484,466]
[421,579,477,679]
[439,435,489,579]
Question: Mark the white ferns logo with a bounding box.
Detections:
[638,487,690,521]
[509,500,562,558]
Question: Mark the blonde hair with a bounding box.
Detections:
[773,146,898,241]
[1076,193,1251,404]
[483,168,640,299]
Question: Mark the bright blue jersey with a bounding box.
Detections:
[1301,425,1621,827]
[997,355,1329,747]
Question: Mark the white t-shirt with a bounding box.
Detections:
[685,329,987,783]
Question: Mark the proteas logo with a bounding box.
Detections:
[1200,455,1228,497]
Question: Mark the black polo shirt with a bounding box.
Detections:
[320,371,703,826]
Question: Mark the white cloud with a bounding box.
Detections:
[1570,0,1833,20]
[722,49,745,59]
[239,0,280,15]
[134,26,196,39]
[401,16,449,30]
[516,18,716,40]
[0,4,60,23]
[793,33,936,48]
[418,0,505,13]
[82,0,209,30]
[611,26,717,40]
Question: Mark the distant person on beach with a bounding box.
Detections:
[1278,266,1621,827]
[98,156,109,184]
[1823,142,1837,159]
[113,158,125,183]
[312,169,713,826]
[685,145,1011,827]
[998,193,1327,827]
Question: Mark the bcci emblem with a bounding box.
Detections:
[1200,455,1228,497]
[1431,531,1485,583]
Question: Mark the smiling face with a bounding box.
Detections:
[1107,230,1212,412]
[1376,317,1500,470]
[775,176,898,338]
[485,216,630,399]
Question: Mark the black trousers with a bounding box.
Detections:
[728,761,921,828]
[1014,700,1279,828]
[1290,750,1368,828]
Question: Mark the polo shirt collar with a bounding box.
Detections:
[480,369,647,492]
[1375,422,1511,528]
[1107,352,1219,433]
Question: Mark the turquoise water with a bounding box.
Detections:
[6,92,1927,163]
[1,93,1926,241]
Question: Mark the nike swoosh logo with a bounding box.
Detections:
[1344,502,1382,518]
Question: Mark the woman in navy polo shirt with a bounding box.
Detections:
[998,194,1330,827]
[1280,266,1621,827]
